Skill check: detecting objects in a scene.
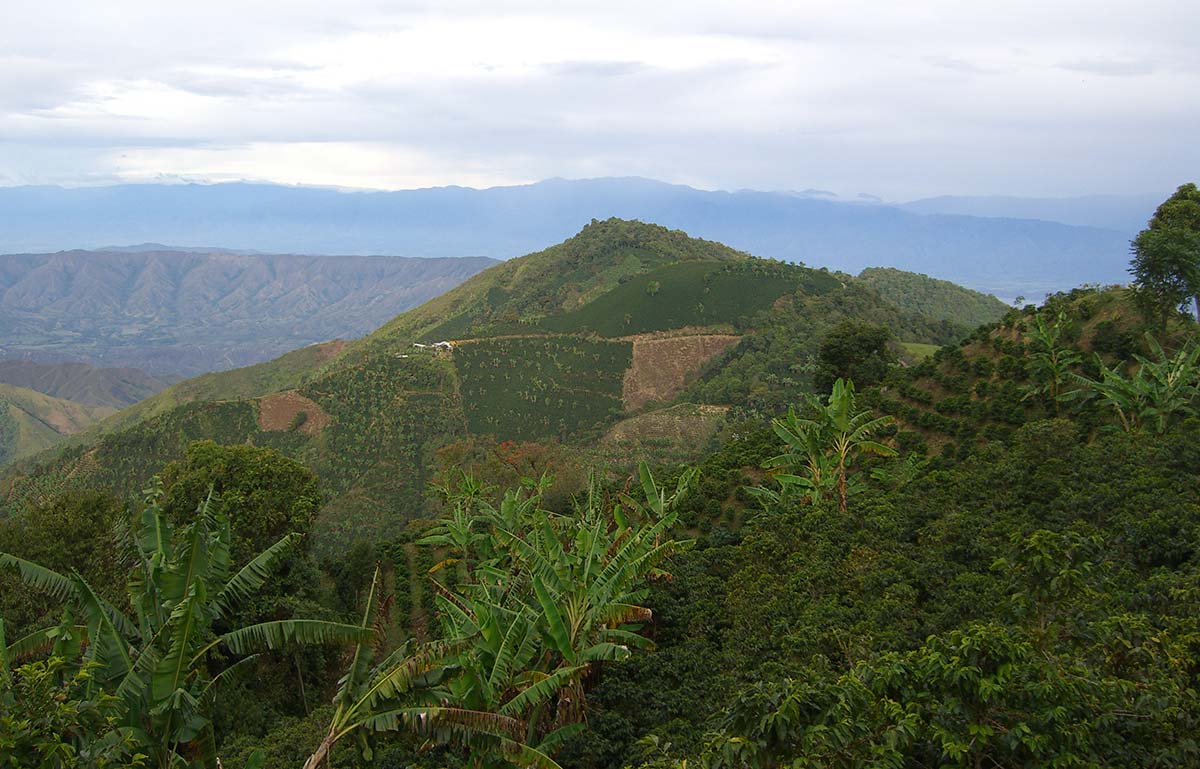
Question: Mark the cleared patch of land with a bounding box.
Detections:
[622,334,740,410]
[603,402,728,446]
[902,342,940,360]
[257,391,332,434]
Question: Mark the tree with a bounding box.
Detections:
[1023,311,1082,414]
[0,653,147,769]
[0,483,370,769]
[763,378,896,513]
[159,441,321,563]
[814,321,896,392]
[1130,182,1200,323]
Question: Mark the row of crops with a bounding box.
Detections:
[454,336,632,441]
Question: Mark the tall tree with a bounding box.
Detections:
[1130,182,1200,323]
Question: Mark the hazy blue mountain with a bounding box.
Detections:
[0,178,1132,300]
[899,193,1160,233]
[0,247,496,375]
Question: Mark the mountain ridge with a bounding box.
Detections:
[0,247,497,375]
[0,220,1029,549]
[0,178,1138,300]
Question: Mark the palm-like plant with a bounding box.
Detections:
[0,482,372,769]
[1023,311,1084,414]
[764,378,896,513]
[304,566,460,769]
[1071,335,1200,433]
[313,465,694,769]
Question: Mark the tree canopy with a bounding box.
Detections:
[1130,182,1200,322]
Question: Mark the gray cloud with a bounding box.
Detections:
[1058,58,1157,77]
[0,1,1197,198]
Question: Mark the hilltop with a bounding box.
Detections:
[0,220,1022,549]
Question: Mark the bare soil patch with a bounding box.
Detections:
[257,391,332,434]
[622,334,740,410]
[313,340,348,362]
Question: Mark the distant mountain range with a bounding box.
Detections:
[0,248,496,375]
[897,193,1160,233]
[0,178,1152,301]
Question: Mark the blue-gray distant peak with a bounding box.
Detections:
[0,178,1138,300]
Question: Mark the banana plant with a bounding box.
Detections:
[1023,311,1083,413]
[304,565,462,769]
[1070,335,1200,433]
[762,379,895,513]
[352,464,694,769]
[0,482,372,769]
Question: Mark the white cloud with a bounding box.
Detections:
[0,0,1196,197]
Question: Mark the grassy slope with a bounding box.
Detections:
[0,383,116,464]
[87,340,344,438]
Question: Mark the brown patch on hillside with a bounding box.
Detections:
[622,334,740,410]
[603,404,729,445]
[313,340,348,362]
[257,391,332,434]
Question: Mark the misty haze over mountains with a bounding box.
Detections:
[0,177,1151,301]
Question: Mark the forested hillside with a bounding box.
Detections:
[0,221,972,529]
[2,214,1198,769]
[856,266,1010,328]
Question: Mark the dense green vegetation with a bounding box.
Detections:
[857,267,1010,328]
[1130,182,1200,323]
[540,261,837,336]
[4,211,1200,767]
[455,337,632,440]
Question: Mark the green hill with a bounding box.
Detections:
[0,383,115,465]
[857,266,1011,328]
[0,219,993,550]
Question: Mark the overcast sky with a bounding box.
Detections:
[2,0,1197,199]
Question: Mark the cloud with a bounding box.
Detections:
[0,1,1196,198]
[1057,58,1157,77]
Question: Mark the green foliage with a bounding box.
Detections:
[159,441,321,562]
[0,656,147,769]
[760,379,896,512]
[856,267,1010,328]
[540,261,835,337]
[307,466,694,769]
[814,321,896,392]
[0,490,125,637]
[1070,335,1200,433]
[0,485,371,769]
[1130,182,1200,322]
[455,337,632,441]
[1023,310,1083,414]
[684,281,965,413]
